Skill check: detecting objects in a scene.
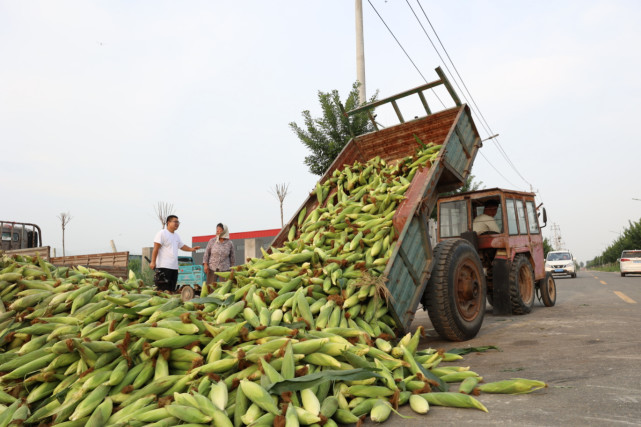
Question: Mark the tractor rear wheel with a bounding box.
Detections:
[509,255,535,314]
[424,238,486,341]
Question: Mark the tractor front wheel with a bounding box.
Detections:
[539,272,556,307]
[509,255,535,314]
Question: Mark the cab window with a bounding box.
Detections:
[506,199,518,235]
[439,200,467,237]
[1,232,18,242]
[473,199,503,232]
[526,201,539,234]
[516,200,527,235]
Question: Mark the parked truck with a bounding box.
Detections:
[1,220,130,278]
[1,221,42,252]
[270,67,554,341]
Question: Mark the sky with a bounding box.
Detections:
[2,1,640,264]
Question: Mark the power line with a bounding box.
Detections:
[411,0,533,189]
[414,0,528,186]
[404,1,479,121]
[477,150,520,188]
[367,1,535,195]
[366,0,446,108]
[403,0,525,192]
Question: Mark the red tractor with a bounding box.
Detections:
[423,188,556,339]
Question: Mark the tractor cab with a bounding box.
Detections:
[436,188,553,314]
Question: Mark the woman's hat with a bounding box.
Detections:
[218,224,230,240]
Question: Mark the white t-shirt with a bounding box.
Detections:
[154,229,185,270]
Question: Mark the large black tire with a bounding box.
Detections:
[509,255,535,314]
[621,272,626,277]
[424,239,486,341]
[539,272,556,307]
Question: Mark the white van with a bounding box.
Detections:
[545,250,576,278]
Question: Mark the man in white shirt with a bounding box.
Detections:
[149,215,200,292]
[473,200,501,234]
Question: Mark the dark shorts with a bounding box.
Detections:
[155,268,178,292]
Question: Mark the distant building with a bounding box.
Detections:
[191,228,281,266]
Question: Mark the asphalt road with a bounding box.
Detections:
[375,270,641,426]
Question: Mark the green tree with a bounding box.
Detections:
[542,237,553,258]
[587,217,641,267]
[455,174,483,194]
[290,82,377,176]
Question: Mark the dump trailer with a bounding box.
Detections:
[271,68,486,340]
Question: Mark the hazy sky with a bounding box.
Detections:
[2,1,640,264]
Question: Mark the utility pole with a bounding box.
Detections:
[355,0,366,103]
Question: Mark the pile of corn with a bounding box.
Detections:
[0,143,547,425]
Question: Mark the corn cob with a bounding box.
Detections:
[477,378,547,394]
[165,404,212,424]
[239,379,281,415]
[370,399,392,423]
[458,376,480,394]
[419,392,488,412]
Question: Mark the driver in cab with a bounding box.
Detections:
[473,199,500,234]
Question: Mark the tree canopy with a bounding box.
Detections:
[290,82,377,176]
[586,217,641,267]
[543,237,554,257]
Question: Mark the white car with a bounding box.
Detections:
[545,250,576,278]
[620,250,641,277]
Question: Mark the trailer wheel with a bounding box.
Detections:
[424,238,486,341]
[180,286,195,302]
[509,255,535,314]
[539,272,556,307]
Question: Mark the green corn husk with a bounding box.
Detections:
[370,399,392,423]
[477,378,548,395]
[409,394,429,414]
[458,376,480,395]
[419,392,488,412]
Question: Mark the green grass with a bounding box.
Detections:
[590,263,619,273]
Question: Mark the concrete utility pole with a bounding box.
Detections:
[355,0,366,103]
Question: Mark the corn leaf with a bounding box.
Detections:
[446,345,501,355]
[189,295,234,306]
[266,368,382,394]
